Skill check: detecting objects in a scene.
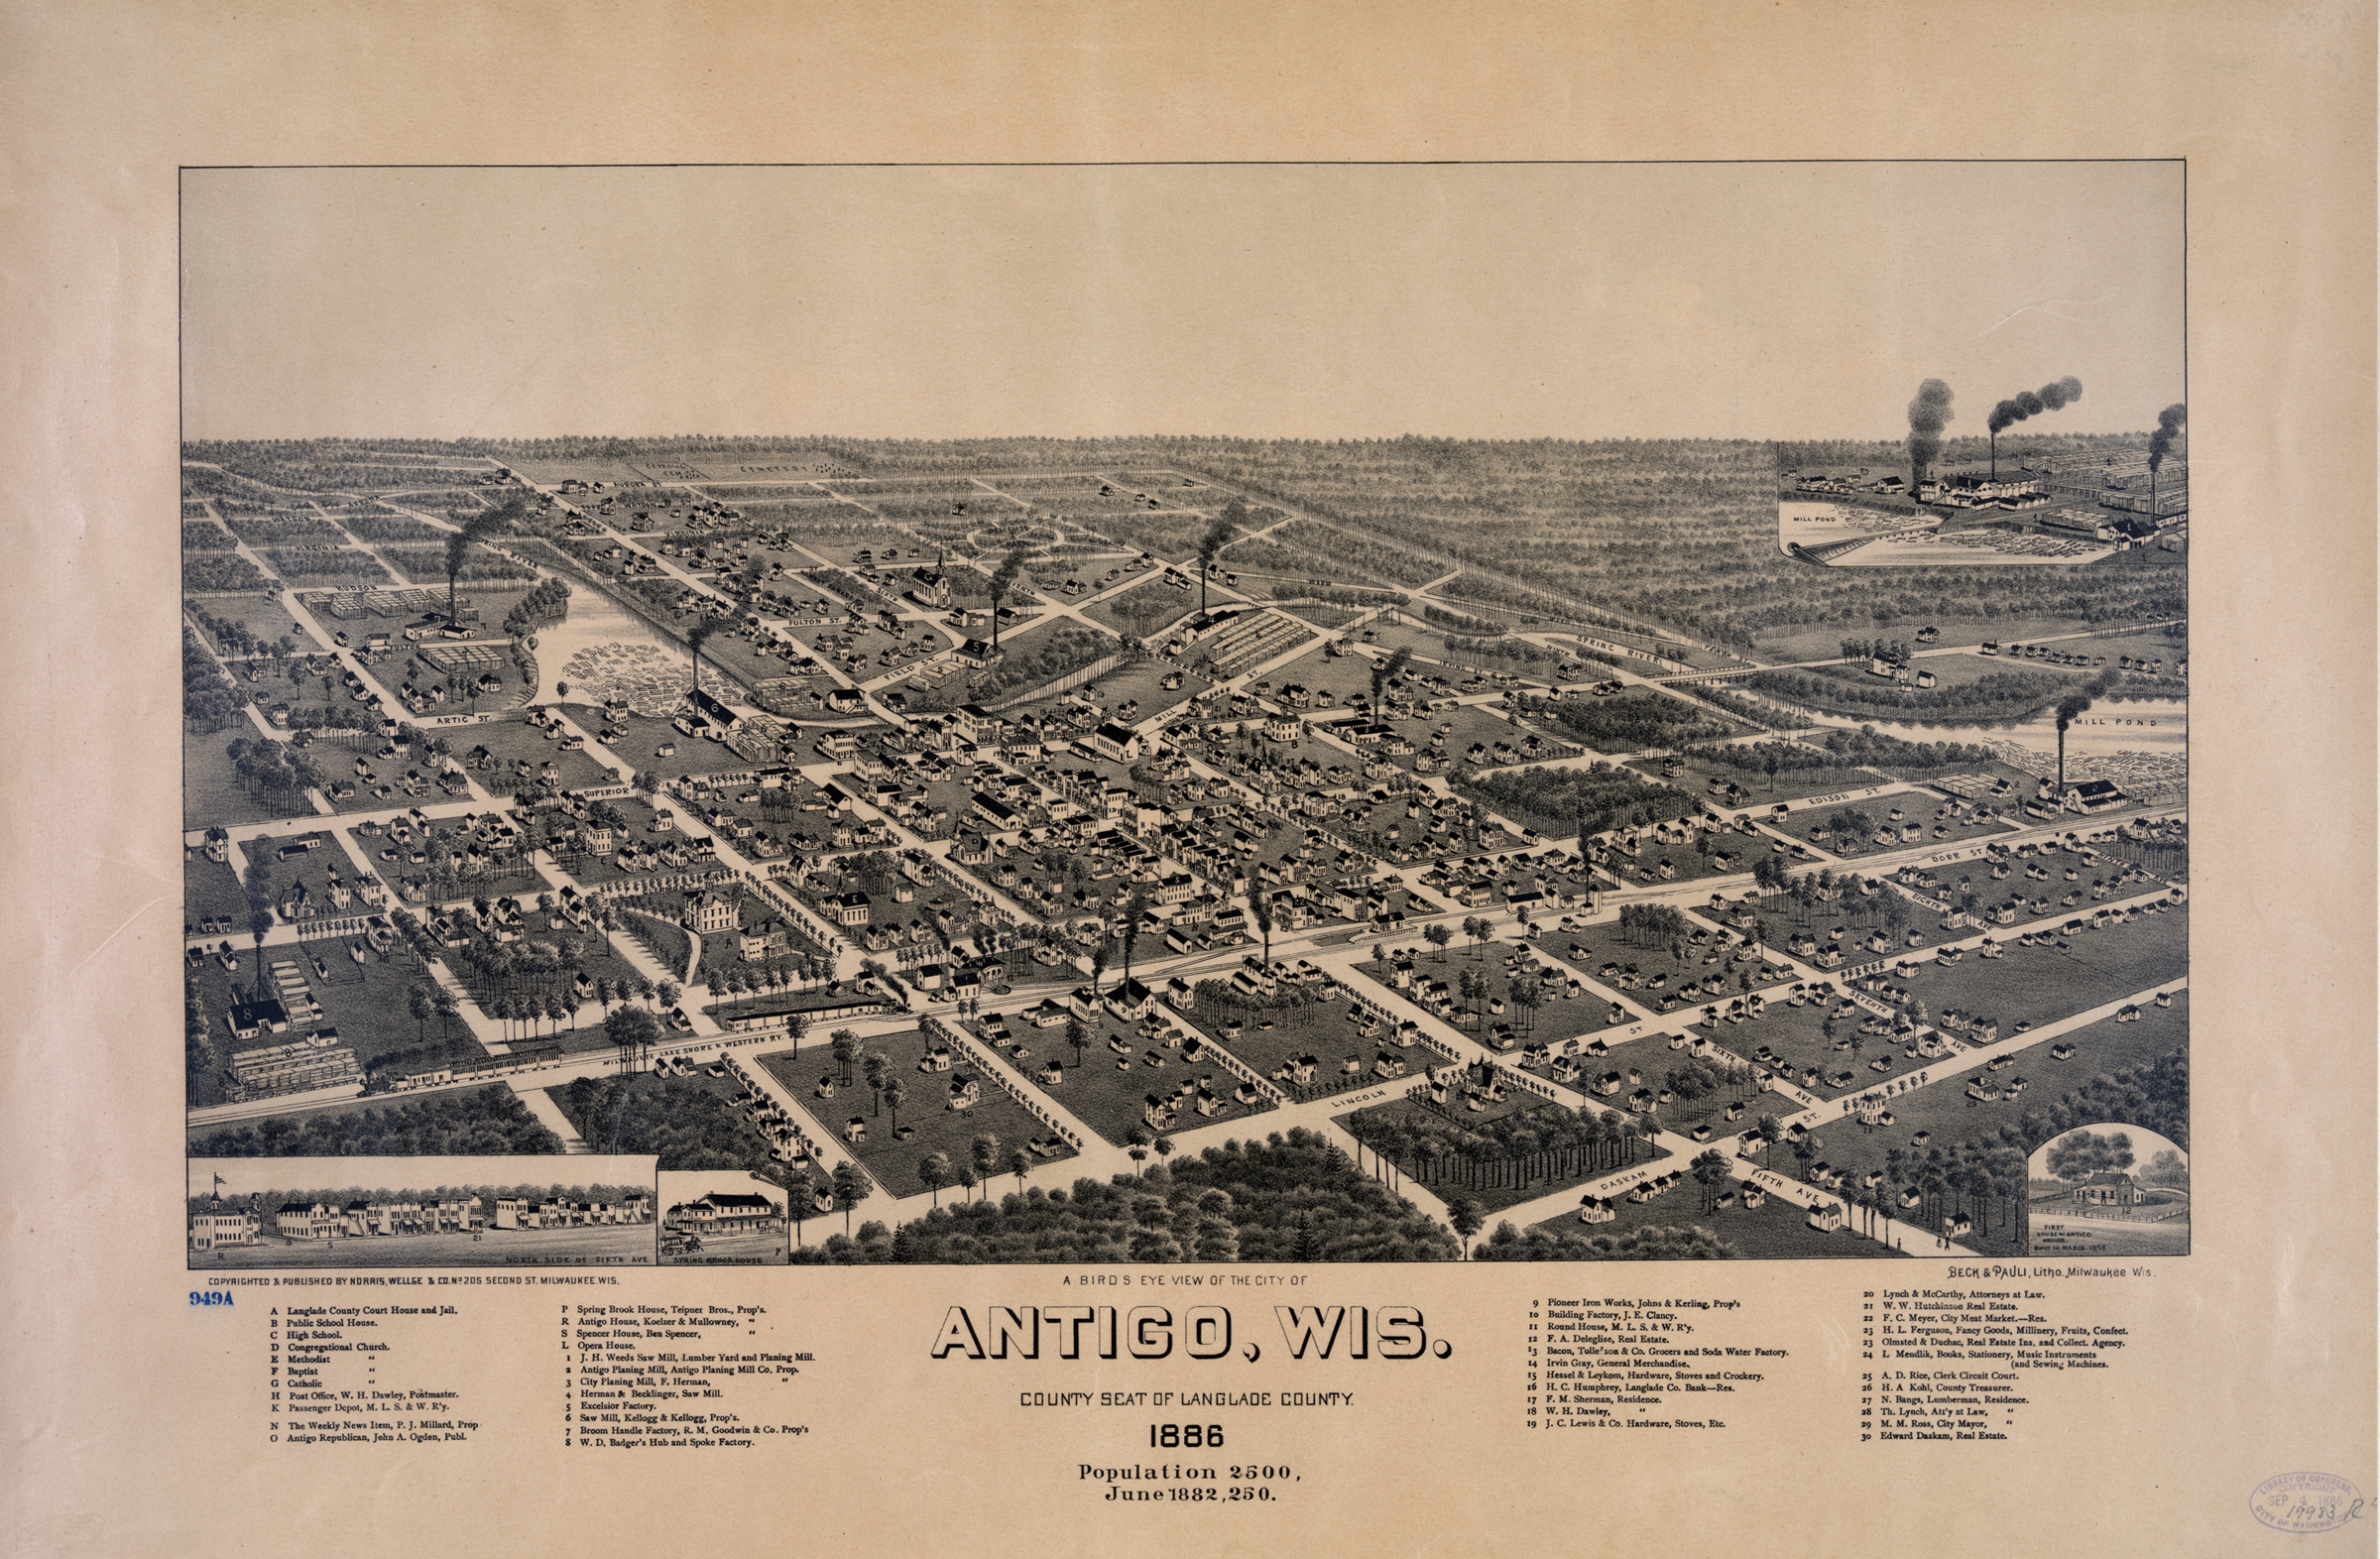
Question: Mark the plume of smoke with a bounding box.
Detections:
[1906,379,1956,481]
[1988,377,2084,434]
[2147,403,2188,472]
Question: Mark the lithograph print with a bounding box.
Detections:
[179,163,2188,1266]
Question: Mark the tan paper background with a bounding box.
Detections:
[3,4,2371,1555]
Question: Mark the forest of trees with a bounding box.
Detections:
[182,635,244,731]
[1274,582,1407,609]
[2034,1047,2188,1149]
[1520,690,1738,751]
[222,513,345,546]
[1612,901,1695,947]
[1457,761,1702,838]
[789,1129,1461,1262]
[187,1085,562,1156]
[1130,435,2185,650]
[381,545,536,585]
[183,553,269,592]
[338,512,445,542]
[218,736,330,813]
[184,441,490,492]
[185,974,223,1108]
[503,576,572,638]
[1266,520,1445,587]
[1442,635,1556,671]
[1422,603,1507,636]
[1345,1098,1658,1195]
[1744,664,2082,721]
[1678,729,2001,785]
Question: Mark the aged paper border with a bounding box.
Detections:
[4,4,2371,1556]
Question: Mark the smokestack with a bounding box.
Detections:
[1986,377,2083,478]
[2147,403,2187,515]
[1907,380,1956,498]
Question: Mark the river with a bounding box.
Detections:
[1792,698,2187,784]
[529,586,687,712]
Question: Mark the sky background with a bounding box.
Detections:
[182,164,2184,444]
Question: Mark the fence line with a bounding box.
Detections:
[976,652,1127,713]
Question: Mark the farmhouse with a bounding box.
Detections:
[2070,1172,2141,1207]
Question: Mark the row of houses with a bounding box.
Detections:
[230,1191,656,1243]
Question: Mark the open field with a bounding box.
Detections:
[1589,829,1754,892]
[1887,903,2187,1032]
[184,730,312,829]
[1754,613,2165,664]
[1046,656,1216,726]
[1180,985,1398,1103]
[757,1028,1075,1199]
[1775,793,2020,857]
[1546,916,1786,1019]
[187,930,485,1079]
[183,853,250,931]
[1353,952,1626,1053]
[1712,996,1927,1102]
[1626,752,1887,808]
[1376,702,1562,777]
[186,595,325,654]
[982,1008,1276,1148]
[455,716,621,792]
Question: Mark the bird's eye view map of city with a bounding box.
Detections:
[181,411,2189,1267]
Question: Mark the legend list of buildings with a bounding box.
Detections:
[565,1303,808,1449]
[273,1300,478,1445]
[1524,1296,1784,1430]
[1859,1281,2132,1441]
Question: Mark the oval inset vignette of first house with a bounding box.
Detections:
[2250,1472,2365,1533]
